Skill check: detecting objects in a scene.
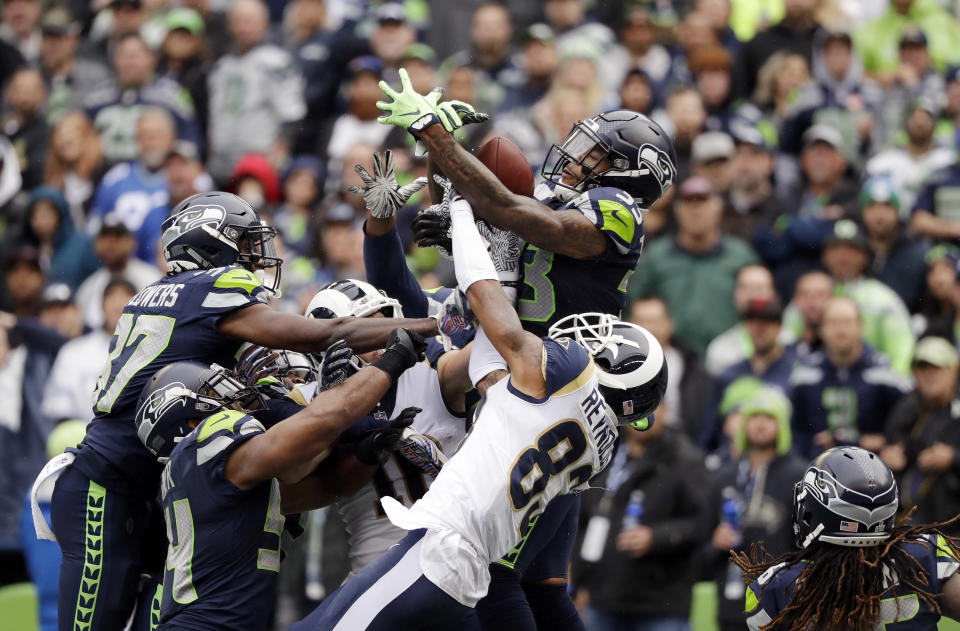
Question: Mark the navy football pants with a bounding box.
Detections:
[290,529,481,631]
[51,465,165,631]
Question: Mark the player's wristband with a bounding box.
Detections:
[372,346,412,382]
[451,199,498,291]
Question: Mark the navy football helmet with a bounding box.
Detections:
[793,447,899,549]
[161,192,283,295]
[548,313,667,426]
[135,360,266,461]
[541,110,677,207]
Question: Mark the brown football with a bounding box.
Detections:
[476,136,535,198]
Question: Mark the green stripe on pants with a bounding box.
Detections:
[73,481,106,631]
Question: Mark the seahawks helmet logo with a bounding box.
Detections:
[637,144,675,190]
[137,382,190,449]
[172,205,226,233]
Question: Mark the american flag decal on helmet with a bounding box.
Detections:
[839,521,859,532]
[623,400,634,415]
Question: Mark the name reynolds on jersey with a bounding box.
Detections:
[128,283,185,309]
[580,386,616,471]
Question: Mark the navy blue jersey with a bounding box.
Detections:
[518,182,645,336]
[78,266,268,495]
[745,535,960,630]
[159,409,284,631]
[789,347,911,458]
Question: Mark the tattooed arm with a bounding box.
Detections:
[419,126,607,259]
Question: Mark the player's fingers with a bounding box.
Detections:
[354,164,375,185]
[378,80,399,100]
[398,67,412,92]
[382,150,394,176]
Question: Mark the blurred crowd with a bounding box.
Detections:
[6,0,960,629]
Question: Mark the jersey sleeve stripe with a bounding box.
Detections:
[202,292,253,309]
[551,360,596,398]
[214,269,262,295]
[746,607,773,631]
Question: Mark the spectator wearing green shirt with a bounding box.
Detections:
[854,0,960,80]
[628,176,759,356]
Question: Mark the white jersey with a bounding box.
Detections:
[336,362,466,574]
[382,338,618,607]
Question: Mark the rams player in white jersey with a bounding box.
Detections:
[303,279,472,575]
[288,177,667,631]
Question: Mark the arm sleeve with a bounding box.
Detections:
[363,223,429,318]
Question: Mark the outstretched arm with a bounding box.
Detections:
[418,125,606,259]
[218,304,437,354]
[224,330,424,488]
[450,201,545,397]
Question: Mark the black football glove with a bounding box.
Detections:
[316,339,357,393]
[354,406,422,465]
[412,212,453,254]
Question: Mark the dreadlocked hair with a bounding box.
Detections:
[731,511,960,631]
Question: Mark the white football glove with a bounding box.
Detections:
[348,150,427,219]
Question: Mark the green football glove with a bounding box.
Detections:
[377,68,443,134]
[435,100,490,133]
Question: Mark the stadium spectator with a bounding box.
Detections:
[630,297,711,442]
[703,388,806,631]
[369,3,418,78]
[866,98,954,213]
[854,0,960,80]
[441,2,518,112]
[790,296,911,458]
[696,0,739,54]
[73,214,160,330]
[158,8,211,143]
[542,0,617,94]
[326,57,396,168]
[691,131,735,200]
[860,176,929,313]
[165,140,212,208]
[575,413,707,631]
[42,278,136,423]
[689,46,736,132]
[43,111,104,227]
[88,107,174,262]
[705,264,779,376]
[913,247,960,340]
[19,186,99,291]
[629,176,758,357]
[882,336,960,532]
[0,298,69,587]
[80,0,149,66]
[2,247,43,316]
[274,155,322,258]
[181,0,230,59]
[617,68,654,117]
[607,6,671,103]
[3,68,49,190]
[819,219,916,375]
[206,0,305,183]
[660,87,707,181]
[498,23,558,114]
[85,32,199,166]
[290,0,369,155]
[0,0,40,64]
[910,146,960,243]
[38,7,110,125]
[782,270,834,356]
[725,123,780,243]
[732,0,822,100]
[667,10,721,89]
[701,296,797,457]
[745,51,811,137]
[229,152,281,215]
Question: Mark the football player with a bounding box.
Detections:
[303,279,473,575]
[736,446,960,630]
[135,327,425,630]
[46,191,441,631]
[287,183,668,630]
[376,69,677,630]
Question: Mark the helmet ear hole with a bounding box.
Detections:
[594,357,611,372]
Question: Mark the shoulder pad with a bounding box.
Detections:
[194,409,264,466]
[212,267,262,295]
[572,188,644,256]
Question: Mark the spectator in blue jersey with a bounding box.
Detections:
[701,296,797,458]
[702,388,806,631]
[88,108,174,263]
[860,176,929,312]
[85,32,199,166]
[911,150,960,244]
[19,187,99,290]
[882,336,960,532]
[790,296,911,458]
[574,406,707,631]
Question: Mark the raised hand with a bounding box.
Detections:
[354,407,422,465]
[347,150,427,219]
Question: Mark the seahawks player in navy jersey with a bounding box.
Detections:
[135,328,425,630]
[375,69,677,630]
[735,447,960,631]
[46,191,440,631]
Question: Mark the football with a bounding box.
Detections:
[476,136,535,198]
